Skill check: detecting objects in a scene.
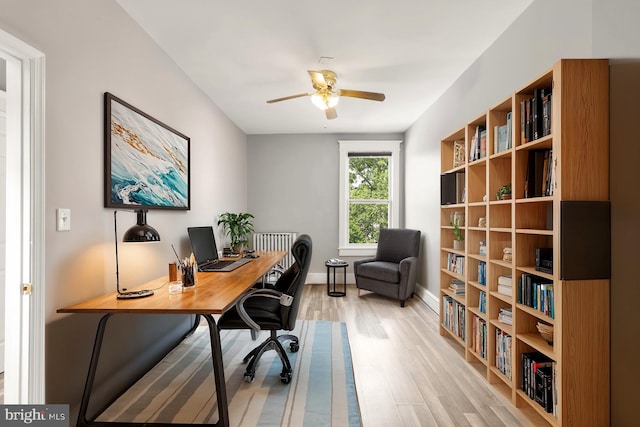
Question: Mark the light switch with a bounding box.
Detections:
[57,208,71,231]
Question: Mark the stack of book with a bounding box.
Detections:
[478,291,487,314]
[496,328,512,380]
[442,296,465,341]
[447,253,465,276]
[448,279,465,295]
[524,149,555,198]
[493,111,513,154]
[497,275,513,296]
[522,352,556,414]
[469,125,487,161]
[518,273,554,318]
[498,307,513,325]
[520,87,552,144]
[478,261,486,285]
[472,315,487,359]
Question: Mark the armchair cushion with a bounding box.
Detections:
[357,261,400,283]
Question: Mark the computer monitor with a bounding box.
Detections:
[187,226,220,266]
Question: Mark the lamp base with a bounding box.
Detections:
[117,289,154,299]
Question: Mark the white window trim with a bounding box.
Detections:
[338,140,402,257]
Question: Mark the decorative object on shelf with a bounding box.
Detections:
[478,217,486,227]
[502,247,512,262]
[104,92,190,210]
[536,322,554,345]
[217,212,255,254]
[496,183,512,200]
[453,140,465,167]
[479,241,487,256]
[113,209,161,299]
[451,211,465,226]
[451,218,464,250]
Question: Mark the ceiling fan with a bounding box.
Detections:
[266,70,385,120]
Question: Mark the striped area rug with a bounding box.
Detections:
[99,320,361,426]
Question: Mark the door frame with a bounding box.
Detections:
[0,28,45,404]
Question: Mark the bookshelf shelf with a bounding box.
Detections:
[439,59,610,427]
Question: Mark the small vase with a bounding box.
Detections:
[453,240,464,250]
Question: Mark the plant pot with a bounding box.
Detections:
[500,194,511,200]
[453,240,464,250]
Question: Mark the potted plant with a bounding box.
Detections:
[451,218,464,250]
[217,212,255,254]
[496,183,512,200]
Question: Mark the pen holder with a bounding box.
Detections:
[182,264,195,289]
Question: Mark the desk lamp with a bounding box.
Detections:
[114,209,161,299]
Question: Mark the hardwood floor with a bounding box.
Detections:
[298,283,538,427]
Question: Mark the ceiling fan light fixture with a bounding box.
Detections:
[311,90,339,111]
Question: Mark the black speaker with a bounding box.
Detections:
[560,201,611,280]
[440,173,456,205]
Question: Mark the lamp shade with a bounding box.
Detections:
[123,209,161,242]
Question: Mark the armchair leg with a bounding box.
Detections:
[400,300,405,307]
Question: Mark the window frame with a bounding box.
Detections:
[338,140,402,257]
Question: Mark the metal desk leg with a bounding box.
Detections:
[77,314,113,427]
[203,315,229,427]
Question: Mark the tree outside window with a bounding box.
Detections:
[348,156,389,243]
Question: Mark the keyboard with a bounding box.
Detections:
[199,260,235,270]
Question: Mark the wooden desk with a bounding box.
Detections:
[58,250,286,427]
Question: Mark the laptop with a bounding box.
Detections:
[187,226,252,272]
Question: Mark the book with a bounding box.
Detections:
[498,284,513,296]
[495,123,509,153]
[525,150,548,198]
[506,111,513,149]
[542,93,552,136]
[479,128,487,158]
[498,275,512,286]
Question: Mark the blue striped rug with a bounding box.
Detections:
[99,320,361,426]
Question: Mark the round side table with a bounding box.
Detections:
[326,260,348,297]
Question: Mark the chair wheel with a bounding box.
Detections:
[280,371,292,384]
[290,342,299,352]
[244,372,255,383]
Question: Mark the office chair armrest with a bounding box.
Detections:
[236,288,285,332]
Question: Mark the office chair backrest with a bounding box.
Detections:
[274,234,312,330]
[375,228,421,263]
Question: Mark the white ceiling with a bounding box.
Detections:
[117,0,533,135]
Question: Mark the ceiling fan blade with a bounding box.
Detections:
[325,107,337,120]
[338,89,386,102]
[266,93,310,103]
[308,70,327,88]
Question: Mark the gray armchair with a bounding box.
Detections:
[354,228,421,307]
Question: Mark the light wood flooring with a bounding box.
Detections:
[299,283,540,427]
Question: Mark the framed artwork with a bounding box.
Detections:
[104,92,190,210]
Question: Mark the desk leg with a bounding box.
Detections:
[203,315,229,427]
[77,314,113,427]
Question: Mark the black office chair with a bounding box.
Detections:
[217,234,312,383]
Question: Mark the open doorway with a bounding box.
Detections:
[0,29,45,404]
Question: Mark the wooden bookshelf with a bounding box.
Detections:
[439,59,610,427]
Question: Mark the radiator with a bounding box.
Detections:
[253,232,297,270]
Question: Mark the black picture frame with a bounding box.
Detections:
[104,92,190,210]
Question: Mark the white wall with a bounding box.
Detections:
[0,0,247,416]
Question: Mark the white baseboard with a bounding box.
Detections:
[414,283,439,314]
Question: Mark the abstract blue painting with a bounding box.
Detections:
[105,93,190,210]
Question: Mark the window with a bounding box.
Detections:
[338,140,402,256]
